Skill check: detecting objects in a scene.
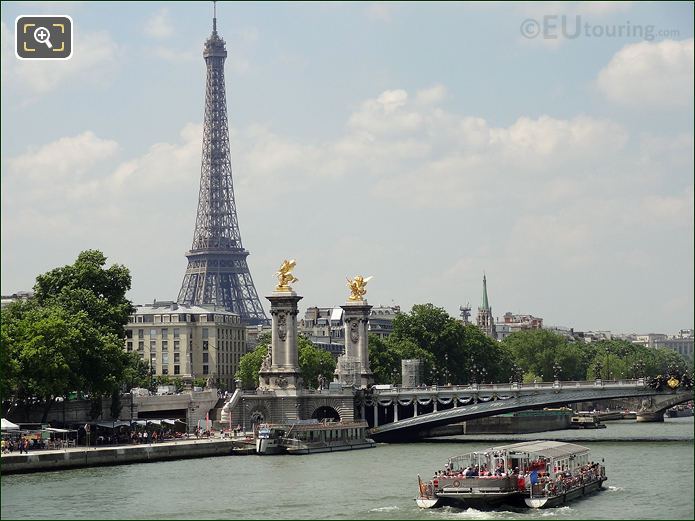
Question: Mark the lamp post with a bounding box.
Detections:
[632,359,645,379]
[444,353,449,386]
[480,367,487,385]
[510,363,522,384]
[553,362,562,382]
[605,346,610,381]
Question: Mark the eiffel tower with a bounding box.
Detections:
[178,3,268,325]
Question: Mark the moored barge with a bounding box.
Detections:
[256,419,375,455]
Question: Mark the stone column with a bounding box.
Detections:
[258,291,303,390]
[341,301,374,387]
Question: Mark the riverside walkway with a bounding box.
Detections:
[1,435,255,475]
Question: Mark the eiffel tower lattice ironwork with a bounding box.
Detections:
[178,6,268,325]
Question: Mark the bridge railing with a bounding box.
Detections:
[376,379,646,393]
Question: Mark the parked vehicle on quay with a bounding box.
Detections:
[415,440,607,510]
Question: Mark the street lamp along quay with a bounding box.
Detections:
[553,361,562,381]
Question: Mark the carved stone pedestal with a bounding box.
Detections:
[258,292,303,391]
[335,300,373,388]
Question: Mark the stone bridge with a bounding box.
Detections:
[362,379,692,442]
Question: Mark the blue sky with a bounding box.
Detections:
[2,1,693,334]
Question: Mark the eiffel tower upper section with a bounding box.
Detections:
[178,5,268,325]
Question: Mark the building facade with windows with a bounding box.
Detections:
[124,301,246,390]
[653,329,694,361]
[299,305,401,357]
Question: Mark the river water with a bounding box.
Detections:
[1,417,692,520]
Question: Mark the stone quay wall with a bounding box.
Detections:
[1,438,237,475]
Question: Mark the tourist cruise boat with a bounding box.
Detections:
[255,419,376,455]
[415,440,606,510]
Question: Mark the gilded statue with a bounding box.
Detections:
[275,259,298,291]
[347,275,373,301]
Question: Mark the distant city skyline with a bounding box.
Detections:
[2,1,693,333]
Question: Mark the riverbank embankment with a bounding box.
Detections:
[1,437,254,475]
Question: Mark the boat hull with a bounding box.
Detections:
[286,440,376,455]
[437,491,524,509]
[414,497,440,508]
[525,477,606,509]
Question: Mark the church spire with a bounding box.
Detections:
[481,273,490,310]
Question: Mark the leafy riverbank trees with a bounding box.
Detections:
[372,304,515,385]
[0,250,146,421]
[236,334,336,389]
[502,330,692,382]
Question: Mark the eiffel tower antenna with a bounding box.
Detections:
[177,5,269,325]
[212,1,217,33]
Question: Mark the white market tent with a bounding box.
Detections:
[1,418,20,431]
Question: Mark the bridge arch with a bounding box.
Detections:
[365,382,693,442]
[312,406,341,422]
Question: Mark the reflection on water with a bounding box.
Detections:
[1,417,692,520]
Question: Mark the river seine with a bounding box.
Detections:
[2,417,692,520]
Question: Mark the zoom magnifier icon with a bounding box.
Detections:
[34,26,53,48]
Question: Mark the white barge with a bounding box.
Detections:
[416,440,606,510]
[256,419,375,455]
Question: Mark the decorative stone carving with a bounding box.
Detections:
[260,344,272,372]
[350,320,359,343]
[278,313,287,341]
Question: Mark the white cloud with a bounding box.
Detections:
[2,22,121,94]
[144,8,174,39]
[416,84,447,105]
[109,123,201,191]
[596,39,694,108]
[2,85,692,333]
[8,131,119,180]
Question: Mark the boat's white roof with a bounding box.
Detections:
[454,440,591,461]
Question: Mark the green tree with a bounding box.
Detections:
[0,301,25,402]
[122,353,151,390]
[583,340,691,380]
[502,329,585,381]
[297,336,336,388]
[368,334,435,384]
[390,304,463,379]
[1,250,135,420]
[235,336,336,389]
[236,344,268,389]
[388,304,512,384]
[33,250,133,339]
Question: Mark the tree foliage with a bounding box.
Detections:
[502,329,585,381]
[236,344,268,389]
[368,334,435,384]
[235,335,336,389]
[387,304,513,385]
[1,250,139,420]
